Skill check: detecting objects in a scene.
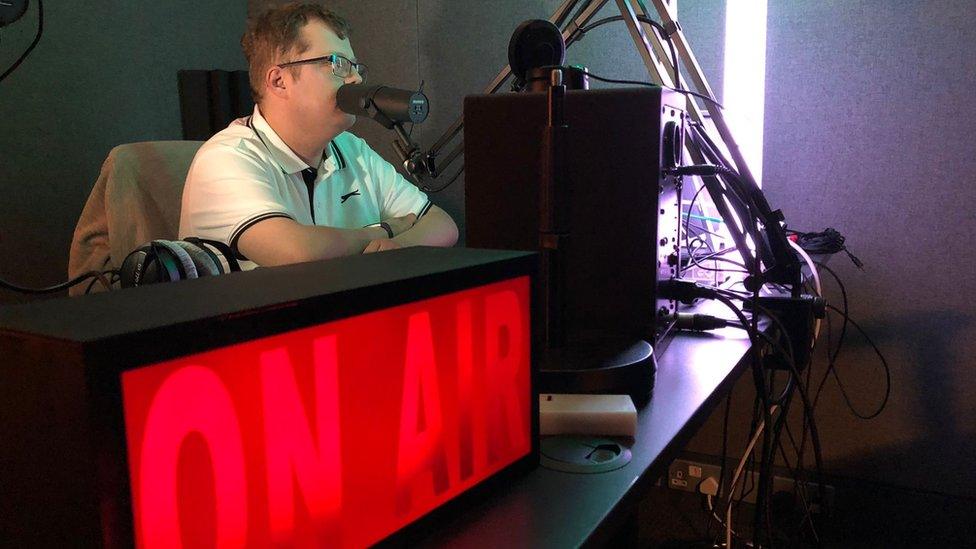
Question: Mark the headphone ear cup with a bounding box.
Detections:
[119,243,181,287]
[153,240,198,280]
[119,245,153,288]
[184,237,242,272]
[182,239,225,275]
[172,240,221,277]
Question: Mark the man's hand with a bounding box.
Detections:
[383,213,417,236]
[363,238,401,254]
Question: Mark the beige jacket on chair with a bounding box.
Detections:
[67,141,203,296]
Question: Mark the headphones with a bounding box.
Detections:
[0,0,28,28]
[119,238,241,288]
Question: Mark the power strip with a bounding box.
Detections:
[668,458,835,513]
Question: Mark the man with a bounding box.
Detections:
[179,3,457,270]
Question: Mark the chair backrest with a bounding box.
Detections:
[68,141,203,295]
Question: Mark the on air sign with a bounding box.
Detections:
[121,276,532,548]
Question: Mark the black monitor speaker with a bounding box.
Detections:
[463,87,685,403]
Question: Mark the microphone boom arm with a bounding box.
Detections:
[416,0,586,185]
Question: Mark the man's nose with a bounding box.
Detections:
[347,72,363,85]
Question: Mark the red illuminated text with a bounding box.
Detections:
[122,278,531,548]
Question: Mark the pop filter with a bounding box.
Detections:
[508,19,565,91]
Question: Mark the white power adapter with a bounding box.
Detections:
[539,393,638,437]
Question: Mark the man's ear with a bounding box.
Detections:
[266,65,288,99]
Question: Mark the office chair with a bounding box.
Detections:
[67,141,203,295]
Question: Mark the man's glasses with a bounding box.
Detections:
[278,53,368,82]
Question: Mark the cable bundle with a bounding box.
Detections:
[664,258,891,547]
[790,227,864,269]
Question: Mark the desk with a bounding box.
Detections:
[0,247,753,546]
[418,325,754,547]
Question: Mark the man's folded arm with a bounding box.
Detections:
[237,217,387,267]
[236,204,457,266]
[391,205,458,248]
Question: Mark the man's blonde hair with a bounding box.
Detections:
[241,2,351,103]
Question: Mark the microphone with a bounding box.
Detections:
[508,19,566,91]
[336,83,429,129]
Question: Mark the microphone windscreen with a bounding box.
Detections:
[336,83,382,117]
[337,84,429,127]
[508,19,566,87]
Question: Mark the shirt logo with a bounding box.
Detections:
[340,189,361,204]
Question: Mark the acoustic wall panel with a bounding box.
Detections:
[685,0,976,501]
[0,0,247,305]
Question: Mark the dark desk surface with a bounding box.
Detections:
[420,325,754,548]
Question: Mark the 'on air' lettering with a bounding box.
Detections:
[123,278,530,548]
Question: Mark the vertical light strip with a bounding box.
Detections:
[723,0,768,185]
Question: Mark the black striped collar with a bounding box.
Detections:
[328,140,347,170]
[245,106,347,175]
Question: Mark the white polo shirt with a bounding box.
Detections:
[178,105,431,270]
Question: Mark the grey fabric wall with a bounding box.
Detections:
[686,0,976,500]
[0,0,247,304]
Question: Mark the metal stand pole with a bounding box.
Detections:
[419,0,803,286]
[424,0,758,238]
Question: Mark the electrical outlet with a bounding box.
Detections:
[668,458,835,514]
[668,458,723,494]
